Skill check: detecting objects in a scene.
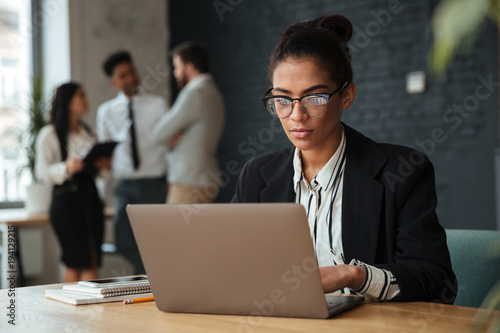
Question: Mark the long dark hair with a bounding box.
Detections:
[50,82,92,161]
[268,14,353,88]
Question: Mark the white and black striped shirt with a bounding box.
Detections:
[293,130,400,300]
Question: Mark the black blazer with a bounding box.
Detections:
[232,124,457,304]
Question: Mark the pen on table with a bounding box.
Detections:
[123,297,155,304]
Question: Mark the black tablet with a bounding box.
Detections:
[82,141,118,165]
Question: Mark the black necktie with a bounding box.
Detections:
[128,101,140,170]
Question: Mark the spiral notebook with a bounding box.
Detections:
[45,289,153,305]
[62,281,152,297]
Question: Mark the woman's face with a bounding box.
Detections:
[272,57,355,156]
[69,87,88,118]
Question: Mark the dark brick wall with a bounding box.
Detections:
[169,0,499,230]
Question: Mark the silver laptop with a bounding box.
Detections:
[127,203,364,319]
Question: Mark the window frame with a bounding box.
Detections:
[0,0,41,209]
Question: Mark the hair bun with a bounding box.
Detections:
[269,14,354,85]
[314,14,353,43]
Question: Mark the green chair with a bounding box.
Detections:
[445,229,500,308]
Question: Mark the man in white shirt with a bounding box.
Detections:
[97,51,168,274]
[153,42,225,203]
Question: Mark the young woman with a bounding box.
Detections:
[36,82,110,282]
[232,15,457,303]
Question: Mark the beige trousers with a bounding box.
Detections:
[166,184,219,204]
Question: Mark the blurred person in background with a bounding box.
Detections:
[36,82,110,282]
[97,51,168,274]
[153,42,225,204]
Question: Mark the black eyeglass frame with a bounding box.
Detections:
[262,82,349,118]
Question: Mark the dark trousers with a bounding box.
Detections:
[114,176,166,274]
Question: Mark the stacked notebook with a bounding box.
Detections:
[45,277,153,305]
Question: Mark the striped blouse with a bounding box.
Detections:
[292,129,400,300]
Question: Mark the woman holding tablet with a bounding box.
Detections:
[232,14,456,303]
[36,82,110,282]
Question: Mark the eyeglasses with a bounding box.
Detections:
[262,82,349,118]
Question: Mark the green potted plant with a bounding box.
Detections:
[23,74,50,213]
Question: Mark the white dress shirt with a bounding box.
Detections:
[293,129,401,300]
[97,92,168,179]
[152,74,225,187]
[35,125,96,185]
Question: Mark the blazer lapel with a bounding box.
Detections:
[259,148,295,203]
[341,125,388,264]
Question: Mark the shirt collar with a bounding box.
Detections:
[116,90,145,104]
[184,73,212,90]
[293,149,305,190]
[293,127,346,192]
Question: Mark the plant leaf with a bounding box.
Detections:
[431,0,490,76]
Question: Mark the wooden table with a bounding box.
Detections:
[0,283,498,332]
[0,208,113,289]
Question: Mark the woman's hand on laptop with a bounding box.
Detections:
[319,265,366,294]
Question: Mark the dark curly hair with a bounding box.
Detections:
[102,51,133,77]
[268,14,353,88]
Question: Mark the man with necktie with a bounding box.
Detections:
[97,51,168,274]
